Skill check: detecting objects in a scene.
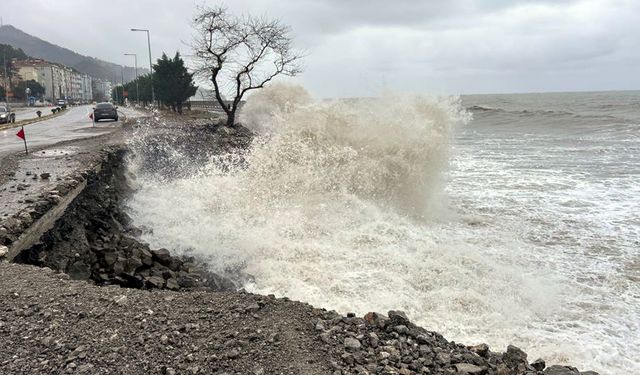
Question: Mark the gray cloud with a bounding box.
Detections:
[3,0,638,96]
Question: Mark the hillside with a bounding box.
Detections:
[0,25,146,83]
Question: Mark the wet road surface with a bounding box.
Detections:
[0,105,142,160]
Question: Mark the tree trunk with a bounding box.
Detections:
[226,109,236,127]
[177,102,183,115]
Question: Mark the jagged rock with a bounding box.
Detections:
[152,248,172,265]
[167,258,182,272]
[103,252,117,266]
[504,344,528,369]
[543,365,581,374]
[368,332,379,348]
[140,248,153,266]
[393,325,408,334]
[469,343,490,357]
[146,276,165,288]
[165,278,179,290]
[344,337,361,351]
[125,257,143,274]
[177,275,197,288]
[388,310,410,325]
[436,351,451,365]
[531,358,546,371]
[112,257,127,275]
[364,312,389,328]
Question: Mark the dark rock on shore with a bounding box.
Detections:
[314,309,599,375]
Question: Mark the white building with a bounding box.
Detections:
[15,59,66,102]
[91,79,112,102]
[80,74,92,101]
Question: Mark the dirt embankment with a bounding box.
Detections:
[0,114,600,375]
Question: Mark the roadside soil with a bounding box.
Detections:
[0,262,334,375]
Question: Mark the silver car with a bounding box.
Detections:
[0,105,16,124]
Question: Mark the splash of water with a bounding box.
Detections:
[127,84,568,369]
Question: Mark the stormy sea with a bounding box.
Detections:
[126,87,640,375]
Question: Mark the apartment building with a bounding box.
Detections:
[14,59,95,103]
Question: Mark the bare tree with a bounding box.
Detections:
[192,6,304,128]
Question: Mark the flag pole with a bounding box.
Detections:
[17,126,28,154]
[22,126,28,154]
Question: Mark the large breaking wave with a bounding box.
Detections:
[125,84,592,371]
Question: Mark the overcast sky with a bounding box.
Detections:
[3,0,639,97]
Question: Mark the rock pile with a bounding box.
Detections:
[316,310,599,375]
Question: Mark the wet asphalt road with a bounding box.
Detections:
[0,105,142,160]
[12,107,43,122]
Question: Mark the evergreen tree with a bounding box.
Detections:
[111,86,125,105]
[0,44,29,88]
[153,52,197,114]
[15,79,46,99]
[119,74,153,106]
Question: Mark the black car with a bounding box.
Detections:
[93,102,118,122]
[0,104,16,124]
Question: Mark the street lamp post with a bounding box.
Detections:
[124,53,139,106]
[131,28,155,106]
[120,65,125,105]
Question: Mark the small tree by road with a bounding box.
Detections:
[192,6,304,127]
[154,52,197,114]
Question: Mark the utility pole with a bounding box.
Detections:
[120,65,125,105]
[3,50,8,103]
[131,28,155,106]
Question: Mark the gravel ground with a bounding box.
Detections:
[0,262,599,375]
[0,262,334,375]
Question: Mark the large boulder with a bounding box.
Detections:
[503,345,528,370]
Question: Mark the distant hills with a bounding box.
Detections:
[0,25,146,83]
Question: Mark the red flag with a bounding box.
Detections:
[16,128,25,140]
